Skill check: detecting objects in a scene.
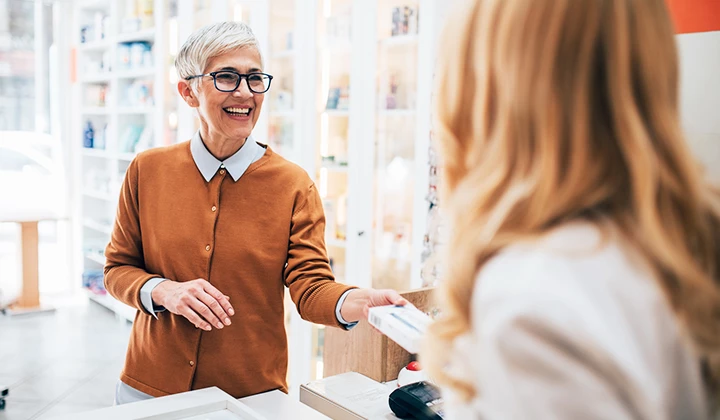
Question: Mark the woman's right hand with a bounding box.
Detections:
[151,279,234,331]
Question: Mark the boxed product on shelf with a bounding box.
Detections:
[118,125,154,154]
[117,42,153,71]
[326,87,340,110]
[391,5,419,36]
[82,269,105,294]
[84,85,109,107]
[123,80,154,106]
[79,12,109,44]
[120,0,154,33]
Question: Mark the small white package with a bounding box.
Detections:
[368,305,432,354]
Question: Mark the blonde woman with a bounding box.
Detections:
[423,0,720,418]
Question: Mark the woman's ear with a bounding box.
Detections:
[177,80,199,108]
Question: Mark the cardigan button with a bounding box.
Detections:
[205,245,211,251]
[189,361,194,366]
[219,169,226,175]
[211,206,217,212]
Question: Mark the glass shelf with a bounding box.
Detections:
[372,0,420,292]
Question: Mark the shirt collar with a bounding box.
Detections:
[190,130,263,182]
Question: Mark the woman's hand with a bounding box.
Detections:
[151,279,234,331]
[340,288,409,323]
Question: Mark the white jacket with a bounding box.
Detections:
[445,223,709,419]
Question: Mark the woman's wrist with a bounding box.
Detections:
[339,288,370,323]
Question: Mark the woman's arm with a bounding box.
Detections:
[284,183,356,327]
[103,157,162,313]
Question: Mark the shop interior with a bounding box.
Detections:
[0,0,718,419]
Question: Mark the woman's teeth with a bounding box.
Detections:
[224,107,250,116]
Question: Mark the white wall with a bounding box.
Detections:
[677,31,720,182]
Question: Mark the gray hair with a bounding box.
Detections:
[175,21,262,91]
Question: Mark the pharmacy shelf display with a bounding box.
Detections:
[72,0,168,322]
[305,0,444,384]
[312,0,440,295]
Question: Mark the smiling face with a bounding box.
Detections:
[178,47,265,146]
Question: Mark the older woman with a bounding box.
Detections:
[424,0,720,418]
[105,21,406,404]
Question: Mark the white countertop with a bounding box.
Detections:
[0,208,65,223]
[48,387,331,420]
[240,389,331,419]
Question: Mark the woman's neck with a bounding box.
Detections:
[199,128,247,161]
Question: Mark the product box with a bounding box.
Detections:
[368,304,432,354]
[300,372,392,420]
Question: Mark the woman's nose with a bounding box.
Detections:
[232,80,253,98]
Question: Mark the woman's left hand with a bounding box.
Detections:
[340,288,409,323]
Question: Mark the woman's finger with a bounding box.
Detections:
[187,296,224,330]
[197,289,232,326]
[179,305,212,331]
[199,281,235,319]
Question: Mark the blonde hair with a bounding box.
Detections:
[424,0,720,402]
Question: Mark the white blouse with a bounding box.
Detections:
[444,223,709,419]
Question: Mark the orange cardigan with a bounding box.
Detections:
[104,141,353,398]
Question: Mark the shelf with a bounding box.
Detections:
[117,152,136,161]
[76,0,110,11]
[83,218,112,235]
[116,68,155,79]
[86,289,137,323]
[323,109,350,116]
[117,28,156,43]
[379,34,419,47]
[78,40,112,52]
[85,252,106,265]
[82,148,111,158]
[118,106,154,115]
[326,238,347,248]
[81,73,112,83]
[321,162,348,172]
[83,190,114,201]
[378,108,416,116]
[81,107,110,115]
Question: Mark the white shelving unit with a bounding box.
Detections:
[301,0,445,383]
[72,0,167,321]
[308,0,437,294]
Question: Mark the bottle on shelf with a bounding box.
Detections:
[83,120,95,148]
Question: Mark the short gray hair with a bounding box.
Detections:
[175,21,262,90]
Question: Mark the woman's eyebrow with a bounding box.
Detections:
[216,66,263,73]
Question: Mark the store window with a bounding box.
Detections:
[0,0,55,132]
[0,0,72,305]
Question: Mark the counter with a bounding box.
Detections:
[49,387,330,420]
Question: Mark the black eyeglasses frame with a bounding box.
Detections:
[185,71,274,94]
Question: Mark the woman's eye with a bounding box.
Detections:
[217,74,236,81]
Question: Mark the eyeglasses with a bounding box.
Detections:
[185,71,273,94]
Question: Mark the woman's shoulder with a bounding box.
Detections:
[133,141,191,165]
[255,145,313,185]
[476,222,654,305]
